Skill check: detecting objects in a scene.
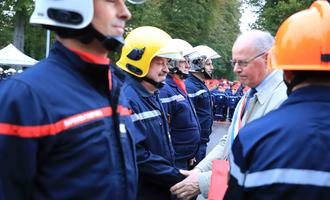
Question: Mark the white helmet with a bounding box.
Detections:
[30,0,145,29]
[29,0,146,52]
[30,0,93,29]
[5,68,16,76]
[8,68,17,73]
[157,39,194,61]
[194,45,221,60]
[187,45,220,73]
[159,39,195,79]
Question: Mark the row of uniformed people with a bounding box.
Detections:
[0,0,216,198]
[2,0,328,199]
[115,27,221,199]
[0,1,220,198]
[0,67,22,80]
[0,25,218,199]
[123,2,330,200]
[211,86,244,122]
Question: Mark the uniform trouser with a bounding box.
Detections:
[195,143,207,164]
[172,160,189,200]
[172,145,205,200]
[228,108,235,121]
[175,159,189,170]
[220,107,228,121]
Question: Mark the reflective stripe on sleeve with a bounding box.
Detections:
[131,110,161,122]
[229,152,330,188]
[229,152,246,186]
[0,107,113,138]
[160,94,185,103]
[188,89,207,98]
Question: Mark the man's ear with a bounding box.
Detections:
[263,52,269,66]
[283,70,294,83]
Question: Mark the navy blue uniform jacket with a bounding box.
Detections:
[226,86,330,199]
[185,74,213,144]
[122,76,184,200]
[159,75,200,168]
[0,42,138,200]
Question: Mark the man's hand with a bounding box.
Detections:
[170,169,201,200]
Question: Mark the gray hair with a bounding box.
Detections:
[234,30,274,53]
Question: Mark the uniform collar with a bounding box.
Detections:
[165,75,177,87]
[51,41,110,69]
[188,73,205,84]
[286,85,330,104]
[126,75,156,97]
[50,42,110,92]
[165,75,187,94]
[68,47,110,65]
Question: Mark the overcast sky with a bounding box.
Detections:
[239,1,263,32]
[240,8,257,32]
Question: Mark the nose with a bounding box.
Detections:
[233,63,242,73]
[163,63,169,73]
[184,62,190,69]
[210,63,214,70]
[118,1,132,20]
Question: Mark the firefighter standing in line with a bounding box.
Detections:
[159,39,201,170]
[117,26,185,200]
[185,45,221,163]
[0,0,144,199]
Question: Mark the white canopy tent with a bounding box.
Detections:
[0,44,38,67]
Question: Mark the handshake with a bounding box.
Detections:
[170,169,202,200]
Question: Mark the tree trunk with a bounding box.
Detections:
[13,10,25,52]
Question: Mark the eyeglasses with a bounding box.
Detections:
[230,52,265,68]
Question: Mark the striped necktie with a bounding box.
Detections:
[230,88,258,144]
[241,88,257,119]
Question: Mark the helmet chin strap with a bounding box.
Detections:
[90,25,124,53]
[63,24,124,53]
[178,71,189,79]
[202,69,212,80]
[169,67,188,79]
[141,77,165,89]
[48,24,124,53]
[191,60,212,79]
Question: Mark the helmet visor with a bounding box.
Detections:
[127,0,146,4]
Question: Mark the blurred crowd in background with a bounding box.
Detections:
[205,79,249,122]
[0,67,24,80]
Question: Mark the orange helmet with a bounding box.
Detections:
[268,0,330,71]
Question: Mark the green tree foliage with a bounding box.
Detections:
[0,0,46,59]
[1,0,241,79]
[208,0,241,79]
[0,1,14,50]
[244,0,316,35]
[127,0,164,28]
[128,0,241,79]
